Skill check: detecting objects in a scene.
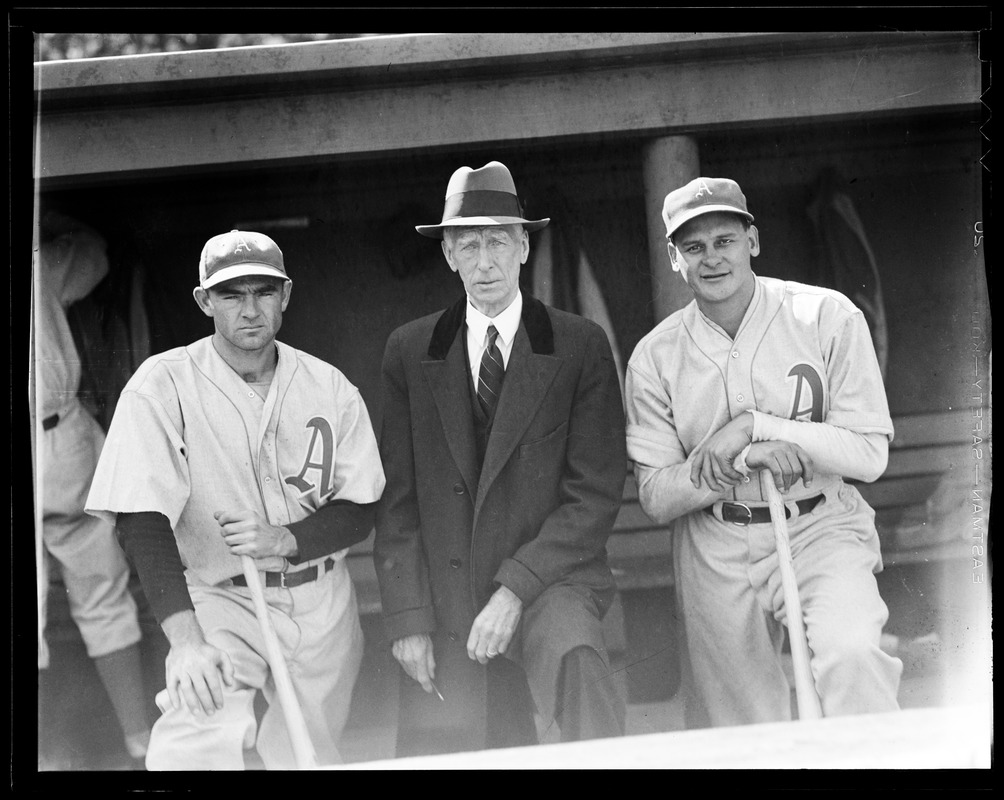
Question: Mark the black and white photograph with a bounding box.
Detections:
[13,12,991,784]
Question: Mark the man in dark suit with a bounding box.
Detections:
[374,161,627,757]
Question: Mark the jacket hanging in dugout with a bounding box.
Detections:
[807,168,889,379]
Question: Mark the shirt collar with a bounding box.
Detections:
[465,290,523,347]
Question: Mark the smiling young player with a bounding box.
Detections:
[625,177,903,726]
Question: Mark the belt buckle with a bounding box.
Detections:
[727,502,752,526]
[279,571,288,589]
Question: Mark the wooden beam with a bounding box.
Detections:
[35,37,979,184]
[36,33,957,100]
[32,33,775,98]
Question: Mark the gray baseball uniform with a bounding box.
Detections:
[626,275,903,725]
[87,336,385,767]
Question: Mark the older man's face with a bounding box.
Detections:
[442,224,529,318]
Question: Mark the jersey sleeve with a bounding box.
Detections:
[329,382,386,505]
[85,387,191,530]
[823,309,894,435]
[625,360,724,524]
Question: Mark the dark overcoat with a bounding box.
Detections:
[374,294,627,754]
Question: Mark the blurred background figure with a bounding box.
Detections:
[33,211,151,763]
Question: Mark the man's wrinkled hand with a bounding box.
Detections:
[392,633,437,694]
[467,585,522,665]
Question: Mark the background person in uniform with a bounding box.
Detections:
[35,212,152,762]
[625,177,903,727]
[374,161,627,757]
[85,230,385,769]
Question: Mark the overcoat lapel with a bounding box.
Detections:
[420,295,559,511]
[476,324,560,511]
[422,325,480,499]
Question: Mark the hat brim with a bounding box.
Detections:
[201,263,290,289]
[666,205,754,239]
[416,216,550,239]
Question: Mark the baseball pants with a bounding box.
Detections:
[42,402,141,659]
[675,480,903,727]
[146,560,363,770]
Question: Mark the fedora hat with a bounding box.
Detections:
[415,161,549,238]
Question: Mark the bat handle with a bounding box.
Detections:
[763,475,824,721]
[240,555,322,768]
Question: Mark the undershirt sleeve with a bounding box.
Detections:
[116,511,194,625]
[285,499,378,564]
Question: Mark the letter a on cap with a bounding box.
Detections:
[232,233,252,254]
[694,180,714,199]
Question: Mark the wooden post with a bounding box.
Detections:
[642,136,700,324]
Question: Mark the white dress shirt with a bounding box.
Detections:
[464,290,522,391]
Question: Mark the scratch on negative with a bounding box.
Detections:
[850,55,865,91]
[872,87,929,107]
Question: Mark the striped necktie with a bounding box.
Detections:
[477,324,505,418]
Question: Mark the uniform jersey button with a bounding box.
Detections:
[248,391,255,398]
[450,558,461,569]
[453,483,465,495]
[732,351,739,358]
[737,394,745,402]
[264,477,271,483]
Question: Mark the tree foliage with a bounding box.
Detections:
[36,33,370,62]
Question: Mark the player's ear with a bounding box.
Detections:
[280,279,292,311]
[748,224,760,257]
[193,286,214,316]
[666,241,682,272]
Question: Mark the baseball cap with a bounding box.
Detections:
[662,177,754,240]
[198,230,289,289]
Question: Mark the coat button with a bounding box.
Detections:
[453,483,465,495]
[448,631,458,642]
[450,558,461,569]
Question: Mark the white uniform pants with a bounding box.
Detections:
[675,481,903,727]
[42,402,141,658]
[146,560,363,770]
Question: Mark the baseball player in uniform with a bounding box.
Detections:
[86,230,385,769]
[36,212,151,761]
[625,177,903,726]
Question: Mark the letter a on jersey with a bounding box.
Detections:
[285,417,336,504]
[787,364,824,422]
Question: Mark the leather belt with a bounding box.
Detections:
[43,414,60,431]
[706,494,825,526]
[232,557,336,589]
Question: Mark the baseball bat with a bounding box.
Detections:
[762,474,823,721]
[240,555,321,768]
